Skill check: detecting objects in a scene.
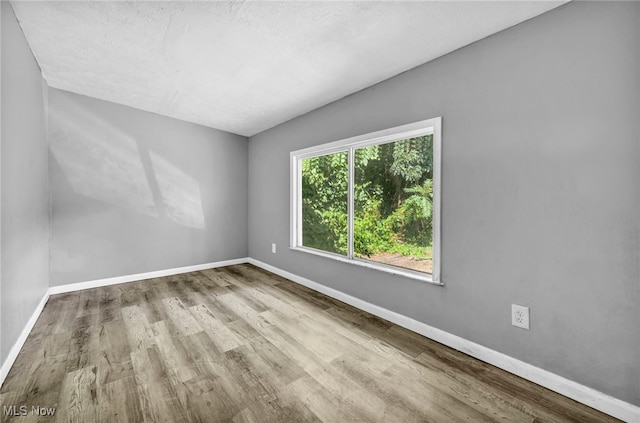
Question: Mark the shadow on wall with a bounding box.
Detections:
[48,95,206,230]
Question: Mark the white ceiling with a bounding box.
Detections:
[11,1,565,137]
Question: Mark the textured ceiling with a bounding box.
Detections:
[12,1,565,136]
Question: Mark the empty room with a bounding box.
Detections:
[1,1,638,422]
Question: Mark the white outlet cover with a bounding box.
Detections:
[512,304,530,330]
[272,243,277,254]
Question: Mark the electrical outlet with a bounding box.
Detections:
[271,243,277,254]
[512,304,530,330]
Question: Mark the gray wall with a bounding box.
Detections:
[248,1,640,406]
[1,2,50,365]
[48,88,248,286]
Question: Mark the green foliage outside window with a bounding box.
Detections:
[301,151,348,255]
[301,135,433,272]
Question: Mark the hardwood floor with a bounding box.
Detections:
[1,264,618,422]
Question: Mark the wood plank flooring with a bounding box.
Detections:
[0,264,619,422]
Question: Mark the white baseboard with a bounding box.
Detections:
[47,257,250,295]
[247,258,640,422]
[0,291,50,387]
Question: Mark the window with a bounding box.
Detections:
[291,118,441,284]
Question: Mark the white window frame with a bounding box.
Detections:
[290,117,442,285]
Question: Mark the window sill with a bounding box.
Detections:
[289,246,444,286]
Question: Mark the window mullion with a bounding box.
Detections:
[347,148,355,259]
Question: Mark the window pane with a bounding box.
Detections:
[354,136,433,274]
[301,151,348,255]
